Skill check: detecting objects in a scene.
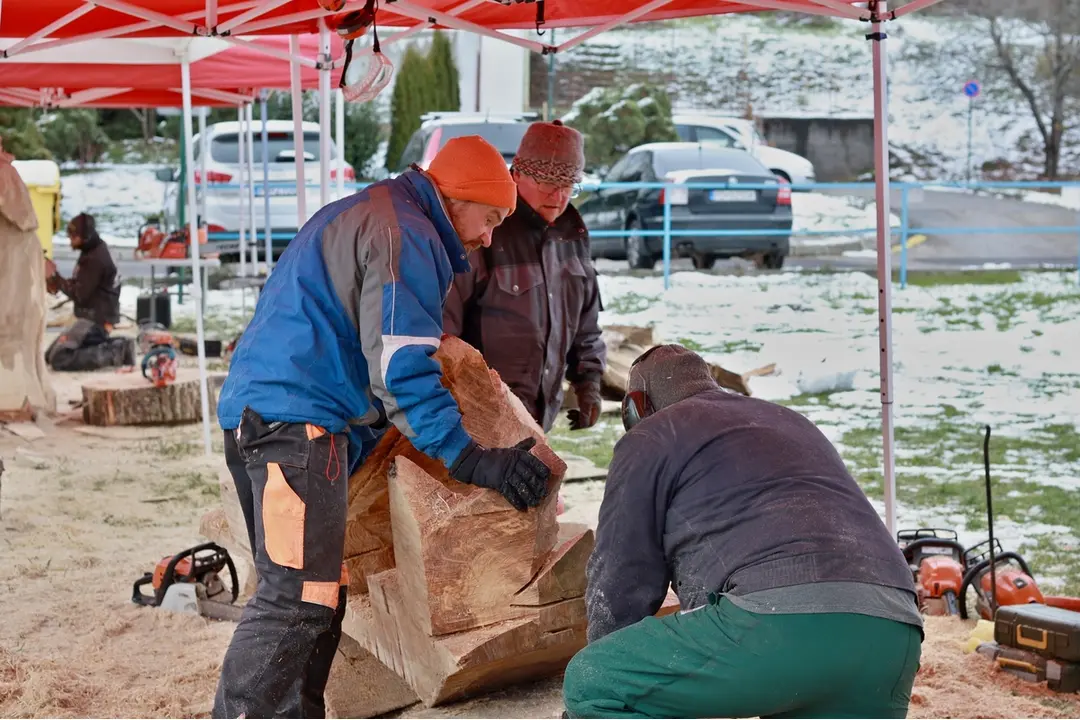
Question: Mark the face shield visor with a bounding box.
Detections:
[333,0,394,104]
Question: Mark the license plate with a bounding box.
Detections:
[709,190,756,202]
[254,185,296,198]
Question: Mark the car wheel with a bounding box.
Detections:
[762,251,786,269]
[692,253,716,270]
[625,220,655,271]
[771,169,792,183]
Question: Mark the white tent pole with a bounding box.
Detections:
[220,35,320,68]
[335,88,345,200]
[261,90,273,271]
[2,5,95,56]
[181,57,214,458]
[870,0,897,535]
[198,106,208,231]
[318,19,331,208]
[290,34,307,229]
[246,102,257,274]
[215,0,291,34]
[237,103,247,278]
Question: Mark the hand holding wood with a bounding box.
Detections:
[449,437,551,511]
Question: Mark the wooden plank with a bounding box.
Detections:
[2,422,45,441]
[324,634,418,719]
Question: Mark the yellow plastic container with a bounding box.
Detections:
[12,159,62,259]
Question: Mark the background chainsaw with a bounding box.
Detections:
[132,542,242,621]
[136,323,178,388]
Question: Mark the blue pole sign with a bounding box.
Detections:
[963,80,980,98]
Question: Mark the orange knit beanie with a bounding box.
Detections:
[427,135,517,213]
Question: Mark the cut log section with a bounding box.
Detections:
[81,368,224,426]
[343,335,564,595]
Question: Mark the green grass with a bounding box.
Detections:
[547,417,625,469]
[899,269,1024,287]
[832,411,1080,593]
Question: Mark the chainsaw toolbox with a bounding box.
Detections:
[979,642,1080,693]
[995,604,1080,662]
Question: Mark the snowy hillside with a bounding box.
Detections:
[548,13,1074,181]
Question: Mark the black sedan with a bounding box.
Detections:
[578,142,793,270]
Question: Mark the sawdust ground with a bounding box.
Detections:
[2,367,1079,718]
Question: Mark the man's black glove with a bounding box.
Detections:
[449,437,551,512]
[567,379,602,431]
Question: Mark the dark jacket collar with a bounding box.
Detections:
[511,194,588,240]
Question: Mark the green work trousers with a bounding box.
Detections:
[563,596,922,719]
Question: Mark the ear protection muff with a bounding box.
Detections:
[620,345,662,432]
[621,389,652,432]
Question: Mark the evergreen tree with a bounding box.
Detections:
[344,101,384,179]
[429,31,461,111]
[0,109,51,160]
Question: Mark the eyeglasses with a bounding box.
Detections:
[517,169,581,199]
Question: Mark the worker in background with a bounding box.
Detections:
[212,136,552,720]
[443,120,606,433]
[43,212,132,371]
[563,344,924,719]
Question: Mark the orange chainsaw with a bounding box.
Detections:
[137,324,178,388]
[135,222,189,260]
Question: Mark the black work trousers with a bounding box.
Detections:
[45,317,129,371]
[213,407,350,719]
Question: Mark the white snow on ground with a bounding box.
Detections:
[791,192,900,249]
[587,268,1080,573]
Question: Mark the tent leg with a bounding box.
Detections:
[237,103,248,279]
[181,59,214,458]
[245,102,257,275]
[261,91,272,271]
[197,107,207,227]
[870,0,897,535]
[290,34,306,230]
[318,20,331,208]
[336,89,345,200]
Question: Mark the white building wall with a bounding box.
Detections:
[453,30,530,114]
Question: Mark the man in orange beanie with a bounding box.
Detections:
[213,135,550,719]
[444,120,606,433]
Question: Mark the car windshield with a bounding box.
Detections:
[652,147,769,177]
[210,131,329,164]
[435,123,530,160]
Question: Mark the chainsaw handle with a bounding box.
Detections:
[958,551,1031,619]
[901,538,968,565]
[132,572,158,607]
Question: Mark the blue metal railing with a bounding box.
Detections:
[196,179,1080,288]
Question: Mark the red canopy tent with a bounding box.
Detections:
[0,0,948,530]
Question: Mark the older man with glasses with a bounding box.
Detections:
[444,120,606,433]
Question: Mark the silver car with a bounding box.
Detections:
[159,119,355,262]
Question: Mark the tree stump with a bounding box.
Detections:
[81,368,224,426]
[0,151,56,421]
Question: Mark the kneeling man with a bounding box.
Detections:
[563,345,923,719]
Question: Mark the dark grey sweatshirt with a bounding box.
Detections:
[585,388,921,643]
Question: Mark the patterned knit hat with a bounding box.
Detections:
[512,120,585,186]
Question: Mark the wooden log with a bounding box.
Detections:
[389,456,538,636]
[0,154,56,420]
[343,335,564,595]
[512,529,594,606]
[344,571,588,708]
[80,368,225,426]
[324,634,419,719]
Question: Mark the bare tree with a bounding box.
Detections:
[969,0,1080,179]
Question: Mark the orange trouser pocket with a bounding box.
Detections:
[263,462,305,569]
[301,581,340,609]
